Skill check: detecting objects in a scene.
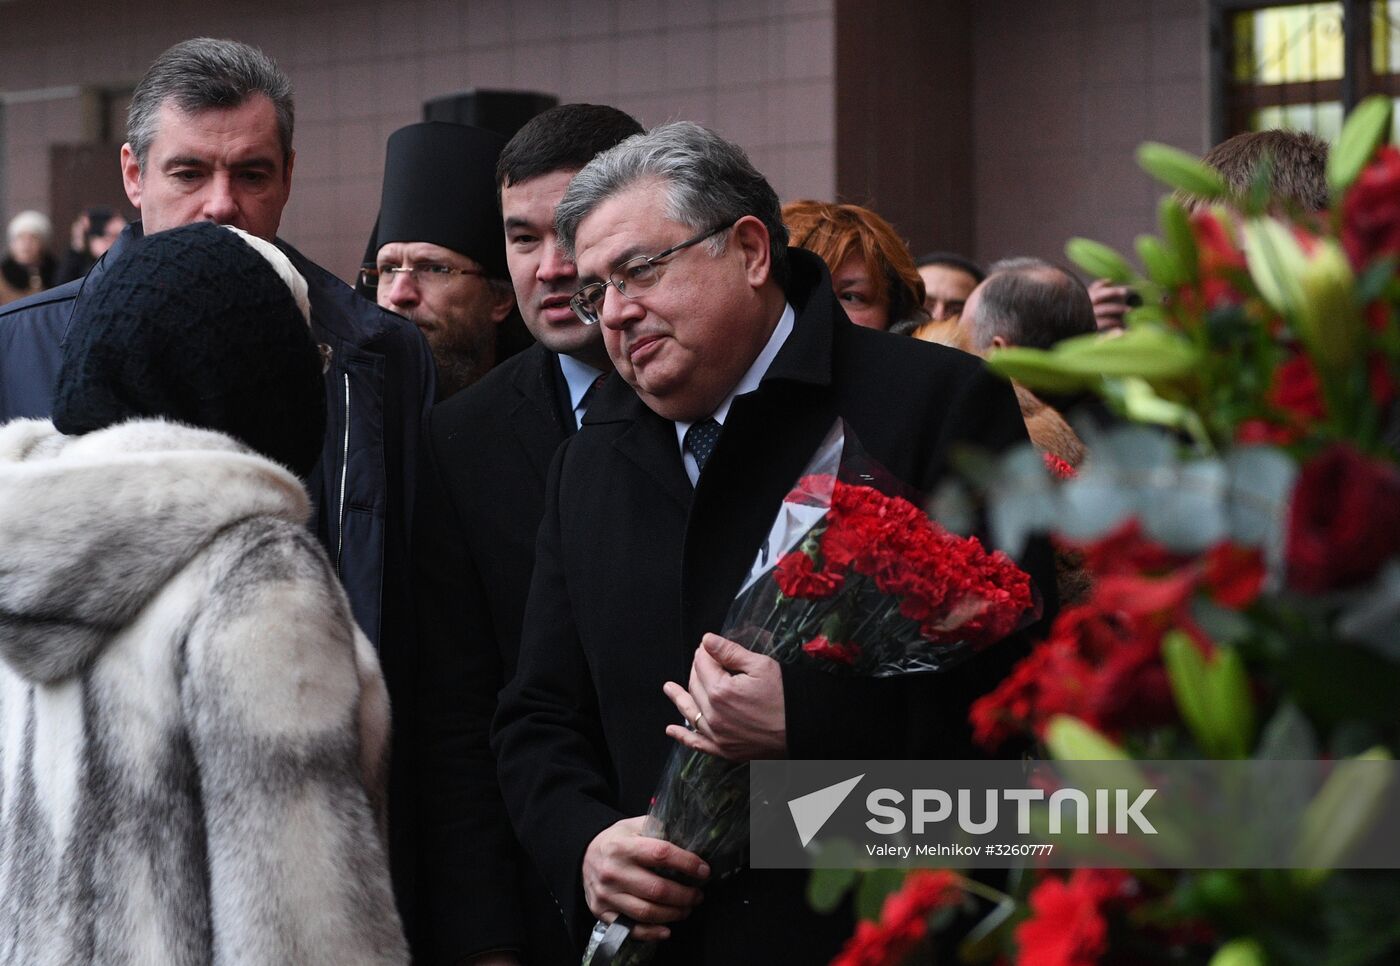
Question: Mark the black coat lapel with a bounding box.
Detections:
[610,408,693,513]
[507,345,571,482]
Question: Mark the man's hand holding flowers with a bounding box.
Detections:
[663,633,788,761]
[582,817,711,943]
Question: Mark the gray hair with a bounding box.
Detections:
[127,38,294,169]
[969,257,1096,351]
[554,121,789,287]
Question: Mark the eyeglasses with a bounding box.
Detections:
[569,222,733,325]
[359,264,487,289]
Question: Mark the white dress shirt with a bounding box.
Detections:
[674,302,796,485]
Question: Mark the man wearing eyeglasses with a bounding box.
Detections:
[491,122,1051,964]
[412,104,643,966]
[367,122,518,402]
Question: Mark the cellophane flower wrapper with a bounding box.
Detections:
[583,420,1039,966]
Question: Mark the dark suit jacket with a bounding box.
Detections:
[415,341,581,965]
[492,250,1053,965]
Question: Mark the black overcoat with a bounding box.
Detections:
[415,340,582,964]
[492,250,1051,965]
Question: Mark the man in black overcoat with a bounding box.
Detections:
[413,104,643,966]
[490,122,1054,965]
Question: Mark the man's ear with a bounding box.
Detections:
[731,215,771,288]
[990,334,1009,350]
[489,283,517,325]
[120,143,143,210]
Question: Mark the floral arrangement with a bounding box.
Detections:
[583,422,1036,966]
[821,97,1400,965]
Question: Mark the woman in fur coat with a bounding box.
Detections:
[0,222,408,965]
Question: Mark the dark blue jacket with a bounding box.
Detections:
[0,223,435,939]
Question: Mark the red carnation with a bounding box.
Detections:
[1015,870,1132,966]
[1044,451,1077,480]
[830,870,961,966]
[1341,144,1400,269]
[775,550,844,599]
[802,635,862,666]
[1287,443,1400,592]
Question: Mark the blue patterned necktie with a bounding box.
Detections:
[684,418,722,474]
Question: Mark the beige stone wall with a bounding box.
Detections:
[0,0,836,281]
[970,0,1208,267]
[0,0,1213,284]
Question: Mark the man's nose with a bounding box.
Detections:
[599,285,643,330]
[201,174,240,225]
[384,270,419,307]
[538,239,576,282]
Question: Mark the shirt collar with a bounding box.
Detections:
[558,352,605,423]
[674,301,795,478]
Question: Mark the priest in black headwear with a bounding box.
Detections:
[365,121,527,400]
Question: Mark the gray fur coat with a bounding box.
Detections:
[0,419,408,965]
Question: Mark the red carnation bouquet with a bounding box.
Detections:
[583,421,1037,966]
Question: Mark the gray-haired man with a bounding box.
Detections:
[0,36,434,949]
[492,122,1050,964]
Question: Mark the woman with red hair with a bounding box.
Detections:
[782,199,929,332]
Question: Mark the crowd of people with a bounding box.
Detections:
[0,35,1334,966]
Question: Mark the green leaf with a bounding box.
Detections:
[1328,95,1394,196]
[1256,703,1321,760]
[1293,747,1394,887]
[1118,376,1193,427]
[1052,327,1201,380]
[1044,715,1129,760]
[1242,218,1309,321]
[1355,256,1398,305]
[1138,141,1228,199]
[1209,937,1266,966]
[1158,195,1199,283]
[807,866,858,914]
[1066,237,1134,283]
[854,869,909,922]
[1295,238,1363,372]
[987,327,1200,396]
[1136,234,1185,288]
[985,346,1100,394]
[1163,633,1255,758]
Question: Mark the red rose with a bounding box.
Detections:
[1371,352,1398,408]
[1342,145,1400,269]
[1188,209,1248,309]
[1236,419,1299,446]
[1270,353,1327,426]
[1287,444,1400,591]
